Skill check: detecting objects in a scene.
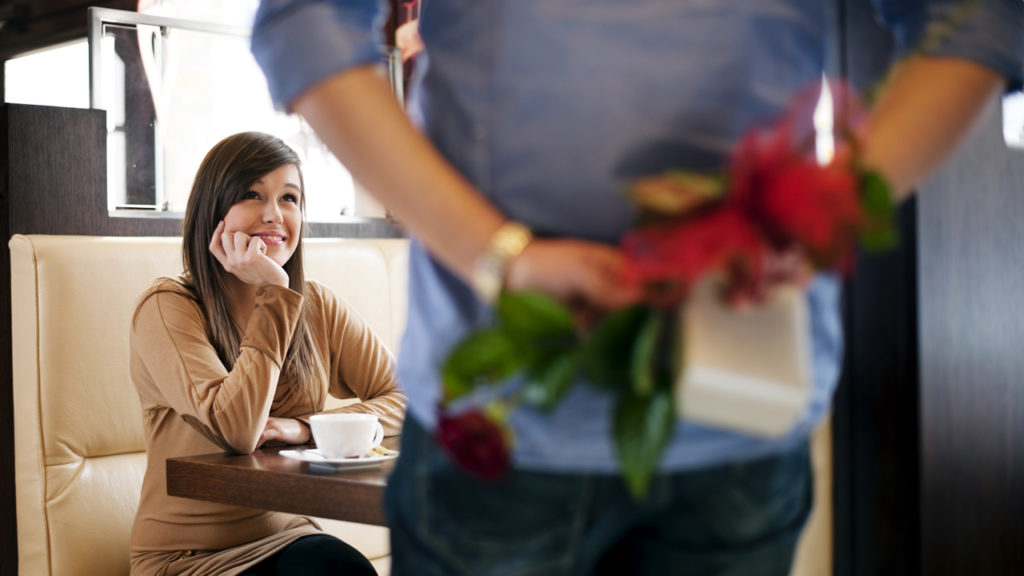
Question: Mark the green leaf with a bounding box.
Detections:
[522,351,578,411]
[861,226,899,252]
[441,329,522,403]
[579,305,653,389]
[613,387,675,500]
[860,170,893,214]
[670,309,687,390]
[629,312,664,397]
[497,291,576,346]
[859,169,899,251]
[668,170,727,200]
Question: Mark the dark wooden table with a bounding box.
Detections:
[166,438,399,526]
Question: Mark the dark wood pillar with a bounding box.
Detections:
[1,104,112,575]
[836,1,1024,574]
[833,1,921,575]
[0,100,13,576]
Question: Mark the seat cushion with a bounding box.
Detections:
[10,234,409,576]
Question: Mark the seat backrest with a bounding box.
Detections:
[9,234,408,576]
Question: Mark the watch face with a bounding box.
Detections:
[472,222,532,303]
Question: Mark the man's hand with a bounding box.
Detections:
[504,239,643,328]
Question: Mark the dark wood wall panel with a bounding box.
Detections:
[9,105,130,234]
[833,2,921,574]
[1,103,124,576]
[0,97,13,576]
[836,203,920,576]
[918,99,1024,575]
[0,0,137,61]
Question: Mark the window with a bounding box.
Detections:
[1003,92,1024,149]
[4,40,90,109]
[86,6,400,221]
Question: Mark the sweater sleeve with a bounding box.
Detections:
[305,282,407,436]
[130,283,305,453]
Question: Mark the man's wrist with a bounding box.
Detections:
[471,221,533,304]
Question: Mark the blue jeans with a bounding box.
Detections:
[385,418,812,576]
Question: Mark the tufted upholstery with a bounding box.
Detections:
[10,233,830,576]
[10,235,407,576]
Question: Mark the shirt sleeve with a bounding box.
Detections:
[873,0,1024,88]
[312,283,407,436]
[131,284,305,453]
[252,0,390,110]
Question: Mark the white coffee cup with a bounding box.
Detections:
[309,413,384,459]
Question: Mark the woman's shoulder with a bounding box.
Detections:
[303,279,340,304]
[302,280,357,325]
[138,276,194,300]
[132,276,199,318]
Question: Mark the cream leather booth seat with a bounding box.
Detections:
[10,235,408,576]
[9,233,830,576]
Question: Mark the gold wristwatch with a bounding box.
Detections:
[471,221,533,304]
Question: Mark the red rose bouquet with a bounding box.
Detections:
[438,79,897,498]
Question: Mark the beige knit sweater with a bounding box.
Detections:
[128,278,405,575]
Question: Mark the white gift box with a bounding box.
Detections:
[676,278,812,438]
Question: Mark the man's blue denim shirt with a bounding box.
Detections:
[254,0,1023,473]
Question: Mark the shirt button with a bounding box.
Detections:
[473,124,487,140]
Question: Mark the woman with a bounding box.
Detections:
[129,131,405,575]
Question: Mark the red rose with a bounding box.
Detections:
[622,207,765,306]
[435,409,510,481]
[755,158,861,269]
[727,126,797,210]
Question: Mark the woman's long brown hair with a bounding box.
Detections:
[181,131,316,388]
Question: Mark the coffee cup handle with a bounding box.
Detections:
[371,421,384,448]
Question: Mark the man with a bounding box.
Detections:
[252,2,1022,574]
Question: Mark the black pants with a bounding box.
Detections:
[239,534,378,576]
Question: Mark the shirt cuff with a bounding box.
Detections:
[889,0,1024,90]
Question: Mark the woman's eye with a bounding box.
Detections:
[282,193,299,203]
[243,190,260,200]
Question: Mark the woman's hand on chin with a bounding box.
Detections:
[209,221,289,288]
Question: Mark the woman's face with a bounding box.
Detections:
[222,164,303,267]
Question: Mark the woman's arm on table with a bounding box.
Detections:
[322,284,407,436]
[132,285,303,454]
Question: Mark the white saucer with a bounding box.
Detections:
[279,448,398,470]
